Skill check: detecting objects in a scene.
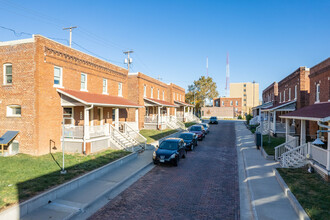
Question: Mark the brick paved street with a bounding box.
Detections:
[89,121,239,220]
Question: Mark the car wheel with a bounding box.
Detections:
[191,145,194,151]
[182,151,186,158]
[173,157,179,166]
[153,160,158,165]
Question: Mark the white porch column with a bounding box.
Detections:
[167,107,170,116]
[268,111,271,131]
[157,106,161,128]
[135,108,139,130]
[273,111,276,134]
[84,106,90,139]
[285,118,289,142]
[300,120,306,146]
[115,108,119,129]
[100,107,104,125]
[327,122,330,171]
[174,108,177,117]
[183,106,186,120]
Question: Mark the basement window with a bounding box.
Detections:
[7,105,21,117]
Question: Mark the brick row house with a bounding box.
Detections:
[213,97,242,117]
[0,35,198,156]
[258,58,330,180]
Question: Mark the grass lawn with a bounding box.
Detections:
[277,167,330,220]
[140,129,178,144]
[0,149,130,211]
[184,122,196,128]
[262,135,285,155]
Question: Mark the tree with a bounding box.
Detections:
[185,76,219,111]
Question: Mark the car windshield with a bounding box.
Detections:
[211,117,217,120]
[179,133,193,140]
[159,141,178,150]
[190,126,202,131]
[201,124,208,128]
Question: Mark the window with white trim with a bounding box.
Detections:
[157,89,160,99]
[102,79,108,94]
[316,83,320,102]
[118,82,123,96]
[222,101,224,106]
[6,105,21,117]
[63,107,73,125]
[283,90,286,102]
[180,95,182,101]
[280,92,282,103]
[230,101,233,106]
[3,63,12,85]
[162,90,165,100]
[150,87,153,98]
[54,66,62,87]
[144,85,147,97]
[81,73,87,91]
[294,85,297,100]
[289,88,291,101]
[236,101,238,106]
[173,92,175,100]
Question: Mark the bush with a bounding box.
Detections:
[237,115,243,119]
[246,114,253,124]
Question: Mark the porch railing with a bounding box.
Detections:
[63,125,84,139]
[309,143,328,167]
[110,124,132,151]
[123,122,147,150]
[275,135,298,161]
[88,124,109,138]
[63,124,109,139]
[280,143,308,168]
[144,115,170,123]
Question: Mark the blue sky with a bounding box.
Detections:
[0,0,329,98]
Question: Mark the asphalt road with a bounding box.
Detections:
[89,121,239,220]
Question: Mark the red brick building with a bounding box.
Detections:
[213,97,242,117]
[0,35,141,155]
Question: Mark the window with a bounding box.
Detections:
[244,99,246,101]
[3,63,12,85]
[151,87,153,98]
[236,101,238,106]
[63,107,73,125]
[230,101,233,106]
[118,82,123,96]
[316,83,320,102]
[244,84,246,87]
[6,105,21,117]
[244,94,246,96]
[112,109,115,121]
[162,90,165,100]
[280,92,282,103]
[294,85,297,100]
[144,85,147,97]
[102,79,108,94]
[180,95,182,101]
[157,89,160,99]
[244,104,246,106]
[222,101,224,106]
[283,90,286,102]
[288,88,291,101]
[244,89,246,92]
[81,73,87,91]
[177,93,179,100]
[54,66,62,87]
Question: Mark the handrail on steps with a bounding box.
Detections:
[123,122,147,150]
[110,124,133,152]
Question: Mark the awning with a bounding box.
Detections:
[144,98,177,107]
[174,100,194,107]
[262,100,296,112]
[0,131,19,146]
[57,89,142,108]
[280,102,330,122]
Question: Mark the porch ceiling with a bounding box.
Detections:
[262,100,296,112]
[280,102,330,122]
[174,100,193,107]
[57,89,142,108]
[144,98,177,107]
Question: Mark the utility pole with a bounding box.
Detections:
[63,26,77,48]
[123,50,134,72]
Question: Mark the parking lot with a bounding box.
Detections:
[90,120,239,219]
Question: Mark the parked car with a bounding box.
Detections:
[153,138,186,166]
[209,116,218,124]
[178,132,198,150]
[189,125,205,140]
[199,123,210,134]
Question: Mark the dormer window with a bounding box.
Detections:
[3,63,12,85]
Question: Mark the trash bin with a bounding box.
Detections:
[255,132,261,149]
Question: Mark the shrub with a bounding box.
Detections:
[238,115,243,119]
[246,114,253,124]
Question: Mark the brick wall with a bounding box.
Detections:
[213,97,242,116]
[309,58,330,103]
[201,107,234,118]
[262,82,278,103]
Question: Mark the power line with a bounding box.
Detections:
[0,25,32,37]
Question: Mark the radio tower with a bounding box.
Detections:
[225,53,230,97]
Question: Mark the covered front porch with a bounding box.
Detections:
[277,102,330,180]
[173,100,196,122]
[58,89,144,154]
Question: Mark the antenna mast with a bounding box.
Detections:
[225,53,230,97]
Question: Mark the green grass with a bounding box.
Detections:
[140,129,178,143]
[262,135,285,155]
[277,168,330,220]
[184,122,196,128]
[0,149,130,211]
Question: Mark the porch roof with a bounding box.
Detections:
[253,101,273,110]
[280,102,330,122]
[174,100,194,107]
[144,98,176,107]
[57,89,142,108]
[262,100,296,112]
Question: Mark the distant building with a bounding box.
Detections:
[213,97,242,117]
[230,82,259,115]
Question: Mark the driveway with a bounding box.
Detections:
[89,120,239,219]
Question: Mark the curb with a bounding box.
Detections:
[71,160,154,220]
[260,147,275,160]
[0,152,137,220]
[273,168,310,220]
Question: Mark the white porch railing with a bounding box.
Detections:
[280,143,308,168]
[275,135,298,161]
[89,124,110,138]
[122,122,147,150]
[110,124,132,151]
[144,115,170,123]
[256,121,269,135]
[309,143,328,167]
[63,125,84,139]
[63,124,109,139]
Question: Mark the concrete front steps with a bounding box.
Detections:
[0,150,154,220]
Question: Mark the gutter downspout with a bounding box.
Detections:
[83,104,94,154]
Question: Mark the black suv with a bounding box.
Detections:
[209,116,218,124]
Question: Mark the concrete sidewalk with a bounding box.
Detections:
[236,122,299,220]
[20,150,154,220]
